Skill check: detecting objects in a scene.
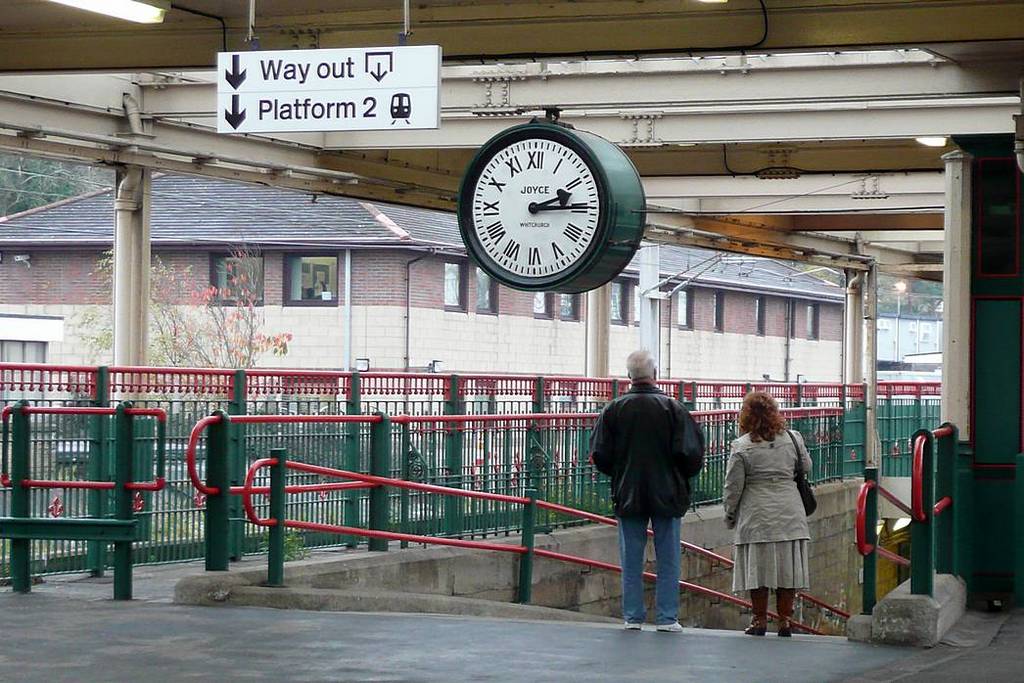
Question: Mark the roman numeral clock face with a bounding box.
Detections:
[470,139,601,282]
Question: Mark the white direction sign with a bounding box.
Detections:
[216,45,441,134]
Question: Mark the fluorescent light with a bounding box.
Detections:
[915,136,948,148]
[697,0,729,3]
[46,0,169,24]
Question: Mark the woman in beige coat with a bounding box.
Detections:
[723,391,812,637]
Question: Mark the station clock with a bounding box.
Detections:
[457,121,646,293]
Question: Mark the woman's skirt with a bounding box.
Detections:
[732,539,810,592]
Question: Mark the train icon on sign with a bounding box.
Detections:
[390,93,411,124]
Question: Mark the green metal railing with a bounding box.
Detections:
[0,362,940,580]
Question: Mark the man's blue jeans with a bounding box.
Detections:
[617,515,681,625]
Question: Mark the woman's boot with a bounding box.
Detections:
[745,587,768,636]
[776,588,795,637]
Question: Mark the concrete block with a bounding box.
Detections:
[871,574,966,646]
[846,614,872,642]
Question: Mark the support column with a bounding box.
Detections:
[941,150,972,440]
[844,271,864,385]
[586,284,611,377]
[112,166,150,366]
[638,244,661,370]
[864,264,880,468]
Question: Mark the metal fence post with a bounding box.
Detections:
[1017,450,1024,608]
[518,487,538,604]
[344,371,362,547]
[910,429,934,596]
[112,402,134,600]
[399,420,411,549]
[9,400,31,593]
[952,438,974,586]
[444,375,464,537]
[228,369,247,561]
[862,467,879,614]
[611,379,620,400]
[795,382,804,408]
[205,410,231,571]
[368,414,391,552]
[685,381,697,411]
[267,447,286,587]
[934,424,956,574]
[87,366,110,576]
[533,377,545,414]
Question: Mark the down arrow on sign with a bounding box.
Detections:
[225,94,246,130]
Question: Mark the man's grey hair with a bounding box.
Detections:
[626,350,657,381]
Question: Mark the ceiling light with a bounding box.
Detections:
[915,136,948,148]
[697,0,730,3]
[46,0,169,24]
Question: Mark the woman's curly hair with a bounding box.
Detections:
[738,391,786,442]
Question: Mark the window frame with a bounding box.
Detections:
[788,299,798,339]
[676,289,693,329]
[610,279,629,325]
[806,302,820,340]
[533,292,554,319]
[282,253,340,307]
[755,295,766,336]
[559,293,581,322]
[443,260,469,312]
[475,267,499,315]
[713,289,725,333]
[209,253,265,306]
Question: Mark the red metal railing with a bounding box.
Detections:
[107,366,235,398]
[233,454,832,634]
[0,362,98,397]
[1,404,167,491]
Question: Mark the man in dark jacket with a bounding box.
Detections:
[590,350,705,632]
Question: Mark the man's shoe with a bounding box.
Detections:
[656,622,683,633]
[624,622,643,631]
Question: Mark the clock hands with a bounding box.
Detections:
[533,202,591,213]
[528,188,576,214]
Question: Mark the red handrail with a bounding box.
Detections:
[933,496,953,516]
[911,434,927,522]
[390,413,598,425]
[856,481,876,556]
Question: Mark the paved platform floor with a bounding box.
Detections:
[2,561,1023,682]
[0,591,902,683]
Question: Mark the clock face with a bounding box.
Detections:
[468,137,602,281]
[459,123,645,293]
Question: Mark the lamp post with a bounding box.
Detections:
[894,281,907,363]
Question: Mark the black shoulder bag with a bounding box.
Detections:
[787,430,817,516]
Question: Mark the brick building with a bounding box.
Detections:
[0,174,843,379]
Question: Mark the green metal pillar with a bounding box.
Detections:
[1017,451,1024,606]
[795,382,804,407]
[952,440,974,586]
[112,402,135,600]
[444,375,464,537]
[934,424,956,574]
[518,488,538,604]
[862,467,879,614]
[227,369,247,561]
[267,447,286,587]
[684,381,697,411]
[9,400,31,593]
[611,379,620,400]
[344,372,362,547]
[87,366,110,576]
[910,429,934,596]
[205,410,231,571]
[533,377,545,414]
[368,414,391,551]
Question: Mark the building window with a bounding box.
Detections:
[806,303,820,340]
[0,340,46,401]
[677,290,692,329]
[284,255,338,305]
[559,294,580,321]
[444,261,467,311]
[610,280,628,324]
[211,254,264,304]
[533,292,554,319]
[633,285,642,325]
[476,268,498,314]
[713,290,725,332]
[755,295,766,336]
[920,321,934,343]
[788,300,798,338]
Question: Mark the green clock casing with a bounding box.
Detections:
[457,121,646,293]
